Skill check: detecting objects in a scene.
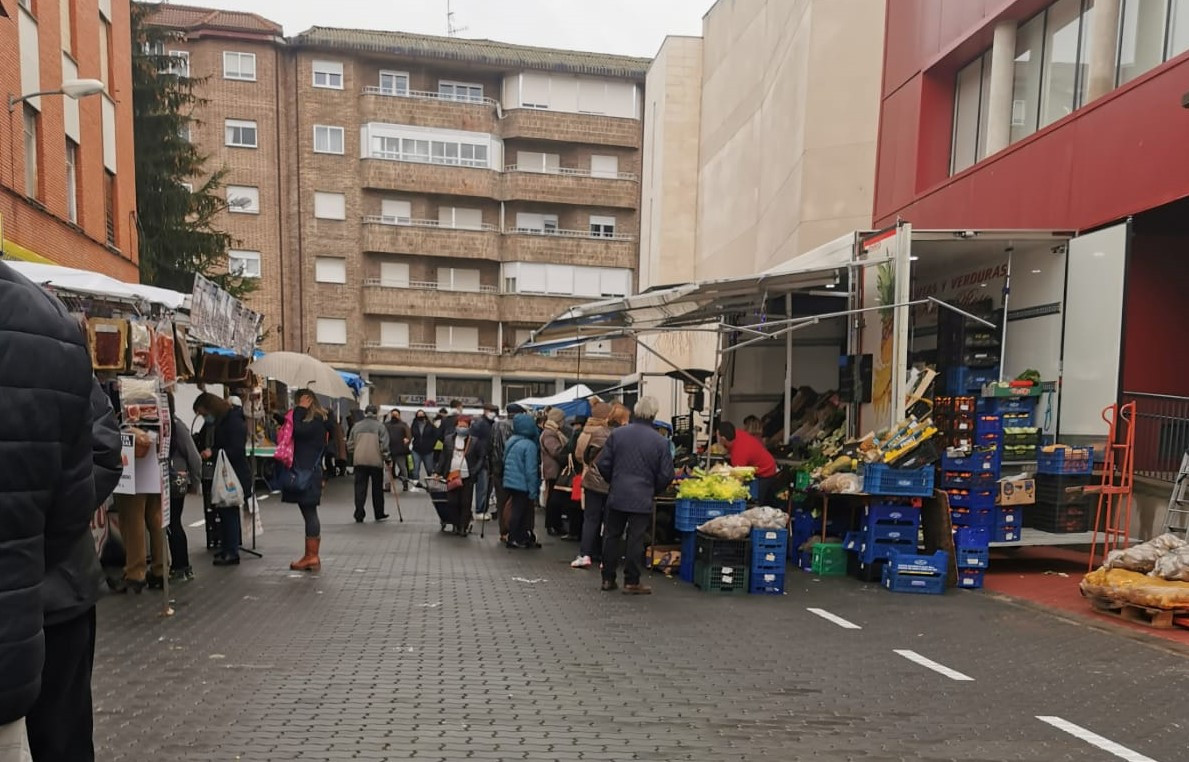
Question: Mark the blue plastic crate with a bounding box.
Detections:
[886,549,949,576]
[678,531,696,583]
[954,525,991,548]
[941,449,1000,474]
[882,564,946,595]
[1037,447,1094,476]
[997,507,1022,527]
[748,480,761,501]
[749,570,785,595]
[863,464,935,497]
[951,507,996,527]
[842,531,863,552]
[993,524,1022,543]
[859,538,918,564]
[947,366,1000,393]
[957,569,985,589]
[946,489,996,510]
[975,414,1002,436]
[990,397,1037,415]
[674,498,747,531]
[864,522,917,544]
[956,546,990,569]
[865,502,920,526]
[751,528,788,573]
[940,470,998,490]
[797,549,814,571]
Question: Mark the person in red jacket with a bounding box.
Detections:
[716,421,779,507]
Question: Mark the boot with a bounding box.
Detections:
[290,537,321,572]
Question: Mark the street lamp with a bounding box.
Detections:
[8,78,105,111]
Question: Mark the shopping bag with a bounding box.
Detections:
[570,472,583,502]
[553,455,576,491]
[274,410,294,468]
[0,718,33,762]
[211,450,244,508]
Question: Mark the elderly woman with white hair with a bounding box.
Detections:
[594,396,674,595]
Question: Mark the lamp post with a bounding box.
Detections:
[8,78,105,111]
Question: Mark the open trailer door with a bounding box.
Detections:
[1058,221,1130,442]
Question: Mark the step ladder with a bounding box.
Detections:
[1088,402,1136,571]
[1159,451,1189,539]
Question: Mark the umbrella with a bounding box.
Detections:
[250,351,354,399]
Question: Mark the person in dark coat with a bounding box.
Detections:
[384,409,412,492]
[489,403,525,540]
[168,397,204,581]
[409,409,439,486]
[0,262,122,761]
[597,397,674,595]
[435,415,484,536]
[194,393,253,566]
[284,390,335,572]
[469,403,496,518]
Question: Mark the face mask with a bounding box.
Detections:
[456,427,470,437]
[203,414,216,424]
[485,412,495,420]
[454,437,466,449]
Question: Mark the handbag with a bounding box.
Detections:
[274,410,295,469]
[445,437,470,491]
[570,471,583,502]
[554,455,576,492]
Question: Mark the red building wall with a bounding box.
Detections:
[873,0,1189,232]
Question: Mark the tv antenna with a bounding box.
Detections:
[447,0,467,37]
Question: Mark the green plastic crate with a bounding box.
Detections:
[693,561,749,593]
[794,470,812,491]
[811,542,846,576]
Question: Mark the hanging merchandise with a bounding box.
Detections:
[88,318,129,371]
[154,319,177,386]
[129,320,154,376]
[118,377,161,424]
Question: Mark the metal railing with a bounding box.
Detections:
[362,278,499,294]
[362,215,498,232]
[368,151,490,169]
[503,164,639,182]
[1122,391,1189,482]
[360,85,499,108]
[503,226,636,242]
[364,340,498,355]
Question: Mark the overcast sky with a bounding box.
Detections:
[181,0,716,58]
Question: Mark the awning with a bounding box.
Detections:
[6,261,188,309]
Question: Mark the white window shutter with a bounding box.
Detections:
[380,262,410,287]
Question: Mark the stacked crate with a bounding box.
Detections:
[693,531,749,593]
[1029,447,1096,533]
[882,549,949,594]
[750,528,790,594]
[953,525,991,588]
[842,500,922,582]
[990,397,1041,463]
[934,395,978,451]
[938,301,1001,396]
[943,448,1000,533]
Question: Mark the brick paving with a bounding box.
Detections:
[93,480,1188,761]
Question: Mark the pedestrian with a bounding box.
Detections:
[284,390,335,572]
[489,403,525,541]
[440,399,463,439]
[410,409,439,486]
[435,415,483,536]
[597,397,674,595]
[0,262,123,761]
[112,425,167,590]
[194,392,253,567]
[384,409,412,492]
[716,421,779,506]
[570,402,612,569]
[168,395,204,581]
[561,416,587,541]
[469,403,497,519]
[653,420,678,459]
[347,404,390,523]
[539,407,569,536]
[503,412,541,549]
[608,402,631,428]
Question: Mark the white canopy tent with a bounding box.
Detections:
[5,260,188,309]
[511,384,595,409]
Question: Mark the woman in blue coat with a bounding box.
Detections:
[502,413,541,549]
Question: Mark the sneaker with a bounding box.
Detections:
[570,555,592,569]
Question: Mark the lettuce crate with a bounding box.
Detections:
[675,498,747,531]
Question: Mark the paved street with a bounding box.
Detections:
[93,480,1188,761]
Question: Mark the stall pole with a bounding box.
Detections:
[999,247,1013,383]
[784,294,793,444]
[704,330,726,470]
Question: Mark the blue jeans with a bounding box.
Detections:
[474,468,490,515]
[412,452,433,483]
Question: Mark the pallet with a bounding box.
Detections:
[1087,596,1189,630]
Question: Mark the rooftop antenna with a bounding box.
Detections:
[447,0,467,37]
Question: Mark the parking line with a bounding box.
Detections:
[1036,716,1158,762]
[806,607,862,629]
[893,649,973,681]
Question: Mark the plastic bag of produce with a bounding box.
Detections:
[738,506,788,530]
[1151,547,1189,583]
[1148,533,1188,553]
[819,472,861,494]
[1081,567,1189,609]
[697,514,751,540]
[1103,538,1168,573]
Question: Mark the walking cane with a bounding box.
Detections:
[479,476,494,540]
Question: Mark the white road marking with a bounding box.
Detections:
[893,649,974,681]
[806,607,862,629]
[1036,716,1159,762]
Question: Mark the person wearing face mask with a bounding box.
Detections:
[435,415,483,536]
[193,393,252,567]
[384,409,412,492]
[469,404,497,519]
[410,409,439,487]
[283,389,335,572]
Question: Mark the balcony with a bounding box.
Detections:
[500,108,642,149]
[361,157,498,198]
[501,228,637,268]
[360,87,498,133]
[361,217,500,260]
[502,349,634,377]
[499,293,586,325]
[362,280,500,319]
[501,166,639,209]
[363,342,501,372]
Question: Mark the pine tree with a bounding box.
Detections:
[131,2,254,297]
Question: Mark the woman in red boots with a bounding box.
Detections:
[282,389,334,571]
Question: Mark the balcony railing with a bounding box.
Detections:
[503,226,635,242]
[363,278,499,294]
[361,215,635,242]
[1122,392,1189,482]
[370,151,491,169]
[361,86,499,108]
[363,340,498,354]
[361,215,499,232]
[503,164,638,182]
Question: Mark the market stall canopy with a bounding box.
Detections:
[249,351,354,400]
[6,261,188,309]
[511,384,595,418]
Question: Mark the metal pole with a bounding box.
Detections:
[999,247,1013,383]
[784,294,793,446]
[704,330,726,470]
[633,337,713,392]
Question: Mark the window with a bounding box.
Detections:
[503,262,630,298]
[316,318,347,345]
[315,257,346,284]
[380,199,411,224]
[223,52,256,81]
[514,212,558,234]
[590,155,619,179]
[435,325,479,351]
[65,139,79,223]
[225,119,258,148]
[437,267,480,292]
[521,72,551,109]
[950,53,989,175]
[1172,0,1189,57]
[228,250,261,278]
[60,0,73,55]
[167,50,189,77]
[380,261,410,287]
[312,60,344,89]
[371,134,489,168]
[516,151,560,173]
[314,125,345,154]
[1011,13,1046,143]
[1039,0,1091,129]
[22,106,38,198]
[103,170,116,246]
[226,185,260,214]
[379,70,409,95]
[98,19,111,90]
[313,191,346,220]
[438,80,484,102]
[380,321,410,348]
[438,207,483,230]
[590,215,616,238]
[1116,0,1189,84]
[599,269,630,297]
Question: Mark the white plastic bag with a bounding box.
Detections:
[0,718,32,762]
[211,450,244,508]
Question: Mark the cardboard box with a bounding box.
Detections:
[998,478,1036,506]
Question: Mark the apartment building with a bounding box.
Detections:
[1,0,138,279]
[147,4,646,407]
